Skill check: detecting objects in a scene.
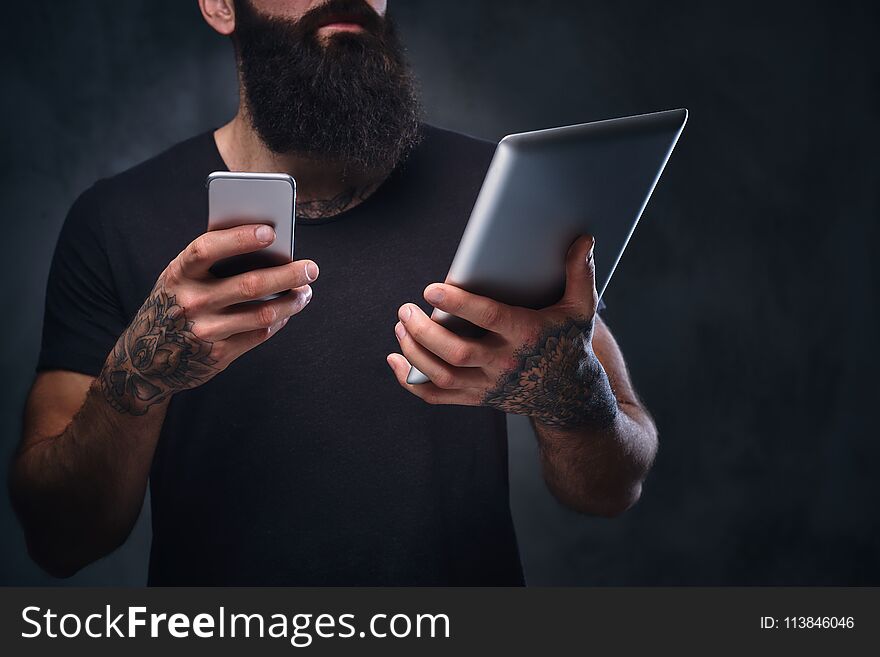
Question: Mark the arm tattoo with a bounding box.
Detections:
[100,280,218,415]
[482,318,619,429]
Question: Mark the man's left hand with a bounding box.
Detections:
[387,234,619,428]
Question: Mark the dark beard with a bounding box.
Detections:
[233,0,422,173]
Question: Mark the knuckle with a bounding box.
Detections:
[164,260,184,286]
[234,227,251,250]
[190,319,219,344]
[520,320,542,346]
[187,237,208,264]
[432,370,457,390]
[452,295,468,315]
[406,318,423,339]
[423,391,440,405]
[449,344,473,367]
[206,338,228,361]
[254,304,277,328]
[482,303,502,328]
[277,300,297,319]
[496,352,519,374]
[294,289,313,311]
[173,288,199,313]
[276,285,307,312]
[510,310,538,341]
[237,272,262,300]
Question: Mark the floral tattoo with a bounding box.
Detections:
[482,317,618,429]
[100,281,218,415]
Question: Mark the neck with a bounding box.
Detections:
[214,111,390,220]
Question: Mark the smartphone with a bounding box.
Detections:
[206,171,296,281]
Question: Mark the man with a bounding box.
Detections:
[11,0,657,585]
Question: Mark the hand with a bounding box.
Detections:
[100,224,318,415]
[387,235,618,428]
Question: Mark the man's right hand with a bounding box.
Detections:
[100,223,317,415]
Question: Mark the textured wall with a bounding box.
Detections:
[1,0,877,585]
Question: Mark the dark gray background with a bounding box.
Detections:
[1,0,877,586]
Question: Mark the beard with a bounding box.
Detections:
[233,0,422,173]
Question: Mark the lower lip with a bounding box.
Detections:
[318,22,365,33]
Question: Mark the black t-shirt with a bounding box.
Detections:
[38,125,525,585]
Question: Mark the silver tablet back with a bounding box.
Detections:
[407,108,687,383]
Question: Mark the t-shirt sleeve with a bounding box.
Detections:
[37,185,128,377]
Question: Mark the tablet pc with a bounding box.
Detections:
[407,108,688,384]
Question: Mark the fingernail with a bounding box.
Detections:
[255,225,275,243]
[302,285,313,302]
[398,304,412,322]
[305,261,319,281]
[425,286,444,304]
[395,321,407,339]
[587,239,595,263]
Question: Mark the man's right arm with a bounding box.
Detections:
[10,224,319,577]
[12,370,170,577]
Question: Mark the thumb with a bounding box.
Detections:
[559,234,598,311]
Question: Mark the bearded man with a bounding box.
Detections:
[11,0,657,585]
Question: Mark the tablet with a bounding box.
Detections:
[407,108,688,384]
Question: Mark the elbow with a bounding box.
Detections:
[9,457,122,579]
[20,520,127,579]
[25,539,84,579]
[590,482,643,518]
[553,481,645,518]
[8,460,75,577]
[17,514,128,580]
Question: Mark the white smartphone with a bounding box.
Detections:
[206,171,296,281]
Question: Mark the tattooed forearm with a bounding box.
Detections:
[100,280,218,415]
[482,318,619,429]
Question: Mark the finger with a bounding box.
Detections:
[422,284,518,335]
[386,353,482,406]
[176,224,278,279]
[397,303,491,367]
[213,259,318,306]
[203,285,312,340]
[218,316,290,362]
[394,321,489,390]
[558,234,598,312]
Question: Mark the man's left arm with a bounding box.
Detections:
[526,315,657,517]
[387,235,657,517]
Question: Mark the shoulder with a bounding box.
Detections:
[417,123,497,162]
[79,131,217,221]
[402,124,497,188]
[53,131,216,269]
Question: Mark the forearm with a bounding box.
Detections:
[530,314,658,516]
[533,400,657,517]
[389,236,659,514]
[12,225,314,577]
[12,273,209,573]
[10,373,168,576]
